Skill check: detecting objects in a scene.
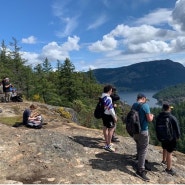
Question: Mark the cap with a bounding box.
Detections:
[137,93,146,98]
[162,103,174,111]
[137,93,149,101]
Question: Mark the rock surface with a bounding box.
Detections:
[0,101,185,184]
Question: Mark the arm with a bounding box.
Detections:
[172,116,181,139]
[142,103,154,122]
[146,113,154,122]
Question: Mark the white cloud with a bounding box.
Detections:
[170,36,185,51]
[41,35,80,61]
[171,0,185,32]
[135,8,172,26]
[87,14,108,30]
[56,16,78,38]
[22,36,37,44]
[88,35,117,52]
[21,51,40,66]
[22,36,80,67]
[128,40,171,53]
[52,0,80,37]
[88,23,179,54]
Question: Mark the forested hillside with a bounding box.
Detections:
[153,83,185,104]
[0,38,105,129]
[0,38,102,105]
[92,59,185,91]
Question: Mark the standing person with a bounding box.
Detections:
[101,85,118,152]
[4,78,12,102]
[132,93,154,181]
[110,87,120,142]
[156,103,181,175]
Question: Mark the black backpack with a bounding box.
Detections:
[156,114,173,142]
[125,104,142,137]
[94,97,105,119]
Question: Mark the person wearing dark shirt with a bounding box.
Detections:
[110,87,120,142]
[4,78,12,102]
[23,104,43,129]
[156,103,181,176]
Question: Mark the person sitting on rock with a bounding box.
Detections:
[23,104,43,129]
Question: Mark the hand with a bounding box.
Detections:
[114,116,118,122]
[114,104,117,108]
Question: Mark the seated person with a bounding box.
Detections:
[23,104,43,129]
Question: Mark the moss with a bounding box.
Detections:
[0,116,22,126]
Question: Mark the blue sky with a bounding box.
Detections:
[0,0,185,71]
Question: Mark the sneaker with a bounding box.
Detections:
[104,145,116,152]
[161,161,167,166]
[135,170,150,181]
[165,168,176,176]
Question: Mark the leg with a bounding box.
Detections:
[136,133,149,171]
[103,126,108,146]
[111,125,120,142]
[107,127,115,146]
[5,92,8,102]
[166,152,172,170]
[162,149,167,163]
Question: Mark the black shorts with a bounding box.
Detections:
[102,114,115,128]
[162,139,177,153]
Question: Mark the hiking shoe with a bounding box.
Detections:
[111,137,120,142]
[104,145,115,152]
[161,161,167,166]
[145,165,151,171]
[165,168,176,176]
[135,170,150,181]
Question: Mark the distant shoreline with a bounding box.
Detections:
[118,91,161,108]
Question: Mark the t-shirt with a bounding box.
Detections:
[4,81,11,92]
[23,109,31,125]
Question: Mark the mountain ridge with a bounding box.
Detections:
[92,59,185,91]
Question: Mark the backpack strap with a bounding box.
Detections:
[133,103,143,111]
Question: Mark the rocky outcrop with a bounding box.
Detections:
[0,102,185,184]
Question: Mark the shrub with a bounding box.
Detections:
[57,107,72,119]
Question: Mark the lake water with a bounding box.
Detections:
[118,91,161,108]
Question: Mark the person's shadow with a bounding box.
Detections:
[71,135,160,176]
[12,122,24,127]
[70,135,137,176]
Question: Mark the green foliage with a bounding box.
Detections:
[56,107,72,119]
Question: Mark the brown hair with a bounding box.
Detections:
[30,104,38,110]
